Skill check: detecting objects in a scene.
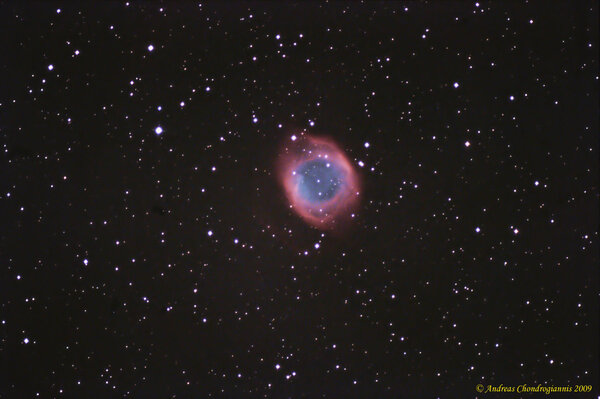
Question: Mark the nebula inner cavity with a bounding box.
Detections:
[294,159,344,203]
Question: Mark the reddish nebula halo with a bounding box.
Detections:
[277,134,361,229]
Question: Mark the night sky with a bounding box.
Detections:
[1,2,598,398]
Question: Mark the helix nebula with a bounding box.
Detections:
[277,135,361,229]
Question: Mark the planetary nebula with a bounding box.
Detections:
[278,135,360,229]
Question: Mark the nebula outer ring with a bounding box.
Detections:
[278,136,360,229]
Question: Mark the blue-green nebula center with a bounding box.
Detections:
[294,159,344,203]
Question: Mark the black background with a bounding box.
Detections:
[0,2,598,398]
